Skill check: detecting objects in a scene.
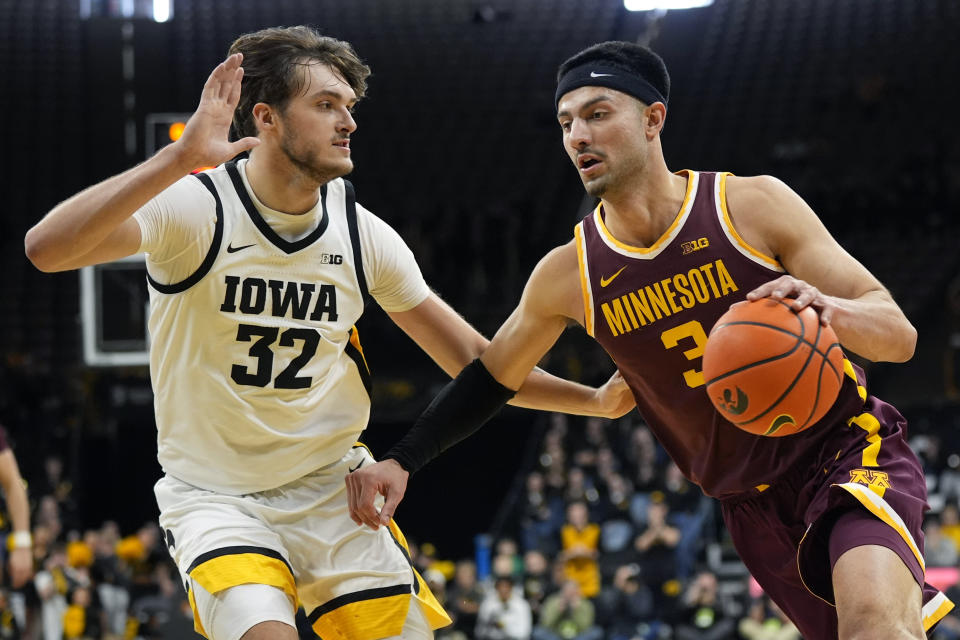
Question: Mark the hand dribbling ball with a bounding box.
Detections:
[702,298,845,436]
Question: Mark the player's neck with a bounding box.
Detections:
[244,150,322,216]
[600,165,688,249]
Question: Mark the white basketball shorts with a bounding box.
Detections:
[155,443,450,639]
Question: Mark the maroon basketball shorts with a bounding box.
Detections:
[720,396,954,639]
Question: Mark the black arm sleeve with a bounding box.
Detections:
[383,358,517,474]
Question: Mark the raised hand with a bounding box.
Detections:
[745,275,837,325]
[174,53,260,170]
[345,459,409,530]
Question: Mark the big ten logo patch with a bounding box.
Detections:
[320,254,344,265]
[681,238,709,255]
[849,468,891,492]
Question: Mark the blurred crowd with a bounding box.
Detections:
[0,410,958,639]
[417,413,960,640]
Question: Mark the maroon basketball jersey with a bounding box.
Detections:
[574,170,867,498]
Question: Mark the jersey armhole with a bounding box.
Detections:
[573,222,595,337]
[715,172,784,272]
[147,172,224,294]
[342,179,370,306]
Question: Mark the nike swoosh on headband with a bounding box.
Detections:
[590,71,614,77]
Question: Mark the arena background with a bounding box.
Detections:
[1,0,959,635]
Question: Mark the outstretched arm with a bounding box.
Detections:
[727,175,916,362]
[348,244,593,529]
[387,293,633,418]
[0,448,31,588]
[24,53,259,272]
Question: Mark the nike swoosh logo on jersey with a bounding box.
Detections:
[600,266,627,287]
[590,71,614,78]
[226,243,255,253]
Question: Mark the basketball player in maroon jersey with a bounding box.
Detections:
[347,42,954,638]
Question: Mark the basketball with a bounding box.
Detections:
[702,298,845,437]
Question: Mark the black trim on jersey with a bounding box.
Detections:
[225,161,330,254]
[384,526,421,595]
[306,584,412,624]
[342,179,370,303]
[345,327,372,395]
[185,545,293,576]
[147,172,224,294]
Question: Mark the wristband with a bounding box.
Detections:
[384,359,516,474]
[7,531,31,550]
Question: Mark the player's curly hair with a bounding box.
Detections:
[228,26,371,138]
[557,41,670,106]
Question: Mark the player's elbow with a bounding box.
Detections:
[875,322,917,363]
[24,228,61,272]
[891,322,917,363]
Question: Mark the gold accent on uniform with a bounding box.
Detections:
[847,412,882,470]
[312,594,410,640]
[187,552,298,638]
[574,224,595,337]
[387,519,452,630]
[349,325,369,372]
[923,596,955,631]
[849,468,891,498]
[717,173,782,270]
[834,482,925,572]
[842,359,868,401]
[593,169,696,255]
[600,266,627,288]
[187,587,208,638]
[755,484,770,492]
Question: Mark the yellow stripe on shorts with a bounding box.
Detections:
[309,584,412,640]
[186,546,298,639]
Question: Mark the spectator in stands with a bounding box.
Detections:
[496,538,524,577]
[671,570,736,640]
[597,472,633,525]
[520,552,550,609]
[625,426,660,526]
[447,560,483,638]
[633,498,680,597]
[924,514,960,567]
[940,500,960,552]
[62,585,101,640]
[596,563,656,640]
[0,589,19,639]
[533,579,602,640]
[34,497,61,543]
[559,501,601,598]
[91,522,130,638]
[519,472,565,556]
[33,545,68,640]
[476,574,532,640]
[564,468,600,512]
[660,462,710,579]
[738,596,800,640]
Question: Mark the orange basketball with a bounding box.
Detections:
[702,298,845,437]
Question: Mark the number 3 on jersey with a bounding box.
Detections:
[660,320,707,388]
[232,324,320,389]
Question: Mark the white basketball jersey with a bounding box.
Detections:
[147,161,372,494]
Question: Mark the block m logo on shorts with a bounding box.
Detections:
[849,468,891,494]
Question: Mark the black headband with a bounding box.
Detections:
[555,63,667,109]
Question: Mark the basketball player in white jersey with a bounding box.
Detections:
[23,27,633,640]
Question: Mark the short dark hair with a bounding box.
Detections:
[228,26,371,138]
[557,41,670,106]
